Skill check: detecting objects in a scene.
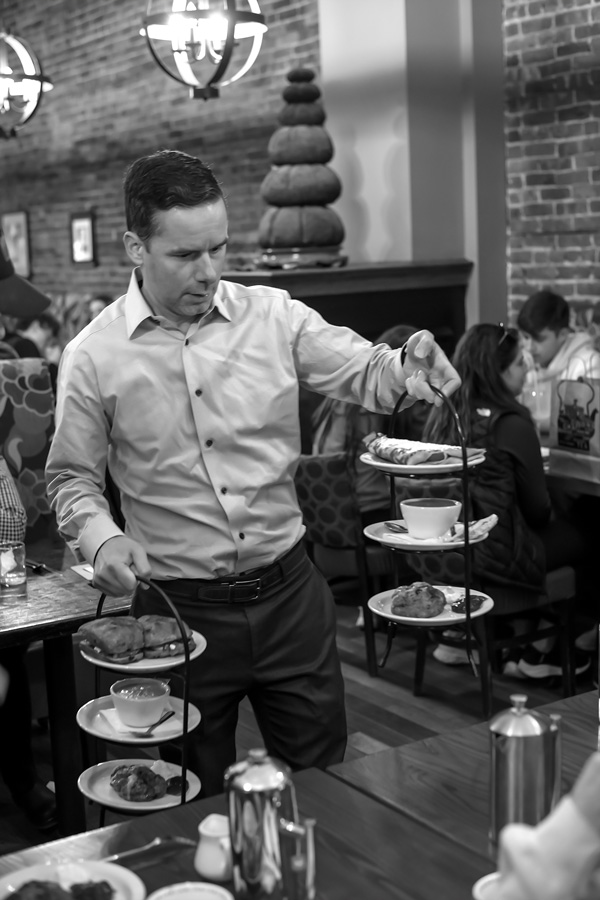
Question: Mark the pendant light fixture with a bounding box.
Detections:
[142,0,267,100]
[0,30,53,139]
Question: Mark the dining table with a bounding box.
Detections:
[0,551,131,836]
[0,766,496,899]
[328,690,599,861]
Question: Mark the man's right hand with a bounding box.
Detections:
[92,535,152,595]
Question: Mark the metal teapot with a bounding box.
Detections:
[224,748,316,900]
[489,693,562,849]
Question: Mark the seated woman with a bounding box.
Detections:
[420,323,591,678]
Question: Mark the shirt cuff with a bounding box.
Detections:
[78,514,125,566]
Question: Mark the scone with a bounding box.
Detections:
[391,581,446,618]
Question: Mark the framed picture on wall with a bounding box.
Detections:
[70,212,96,264]
[1,211,30,277]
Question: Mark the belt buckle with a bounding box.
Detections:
[229,578,261,602]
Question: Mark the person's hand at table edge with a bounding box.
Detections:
[92,535,152,595]
[402,330,461,407]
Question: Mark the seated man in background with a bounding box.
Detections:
[3,310,62,391]
[517,289,600,434]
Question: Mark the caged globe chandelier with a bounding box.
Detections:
[141,0,268,101]
[0,29,53,139]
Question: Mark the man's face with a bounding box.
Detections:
[124,200,229,328]
[521,327,568,368]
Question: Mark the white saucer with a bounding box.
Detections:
[363,520,489,551]
[76,695,201,744]
[359,450,485,476]
[79,629,207,672]
[0,862,146,900]
[148,884,234,900]
[368,585,494,626]
[78,758,201,811]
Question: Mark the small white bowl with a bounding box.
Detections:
[472,871,501,900]
[400,497,461,539]
[110,676,170,727]
[147,883,234,900]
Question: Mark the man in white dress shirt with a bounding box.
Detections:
[46,149,460,796]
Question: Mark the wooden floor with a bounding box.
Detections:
[0,585,596,857]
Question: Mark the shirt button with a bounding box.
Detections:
[239,532,245,540]
[195,388,202,396]
[221,487,228,494]
[206,439,213,447]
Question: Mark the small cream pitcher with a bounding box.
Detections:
[194,813,233,882]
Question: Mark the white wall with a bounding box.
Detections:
[317,0,508,324]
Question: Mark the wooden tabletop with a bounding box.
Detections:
[328,691,598,861]
[0,768,494,899]
[0,564,131,648]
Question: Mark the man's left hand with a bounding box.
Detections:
[402,330,461,406]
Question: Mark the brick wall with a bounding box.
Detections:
[504,0,600,329]
[0,0,320,301]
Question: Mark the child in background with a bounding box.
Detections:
[517,289,600,434]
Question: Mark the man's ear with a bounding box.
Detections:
[123,231,145,266]
[558,326,571,345]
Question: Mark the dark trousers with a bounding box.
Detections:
[0,645,37,797]
[133,542,347,797]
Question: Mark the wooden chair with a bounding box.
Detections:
[294,452,395,677]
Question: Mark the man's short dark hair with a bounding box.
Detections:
[517,289,570,340]
[124,149,225,244]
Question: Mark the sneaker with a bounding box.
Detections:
[502,649,528,679]
[518,646,591,679]
[575,625,598,653]
[433,643,479,666]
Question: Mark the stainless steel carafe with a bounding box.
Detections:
[489,693,562,849]
[224,748,316,900]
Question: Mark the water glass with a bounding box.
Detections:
[0,540,27,598]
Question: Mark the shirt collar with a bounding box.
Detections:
[124,269,232,339]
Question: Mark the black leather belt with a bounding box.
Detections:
[154,540,304,604]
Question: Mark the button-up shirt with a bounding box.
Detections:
[46,271,408,579]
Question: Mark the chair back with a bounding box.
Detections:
[294,452,363,550]
[0,358,55,539]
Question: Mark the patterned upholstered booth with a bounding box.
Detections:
[294,452,395,677]
[0,358,55,541]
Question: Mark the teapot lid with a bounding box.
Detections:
[224,748,292,793]
[489,694,551,737]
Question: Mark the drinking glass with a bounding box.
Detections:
[0,540,27,598]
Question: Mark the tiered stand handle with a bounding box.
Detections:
[96,579,191,805]
[385,385,477,675]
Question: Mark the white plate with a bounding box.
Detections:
[79,630,207,672]
[472,871,501,900]
[76,696,201,744]
[148,884,234,900]
[78,758,201,811]
[368,585,494,626]
[363,520,489,551]
[359,451,485,476]
[0,862,146,900]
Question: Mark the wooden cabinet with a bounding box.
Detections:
[224,259,473,355]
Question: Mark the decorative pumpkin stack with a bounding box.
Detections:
[258,67,347,268]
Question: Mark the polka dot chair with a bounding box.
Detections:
[294,452,395,677]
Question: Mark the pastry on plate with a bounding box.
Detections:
[390,582,446,618]
[109,763,167,802]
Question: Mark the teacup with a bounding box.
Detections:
[110,676,170,727]
[472,871,501,899]
[194,813,233,882]
[400,497,461,539]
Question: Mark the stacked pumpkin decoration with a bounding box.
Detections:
[258,67,347,268]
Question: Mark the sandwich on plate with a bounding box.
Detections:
[77,616,145,664]
[137,614,196,658]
